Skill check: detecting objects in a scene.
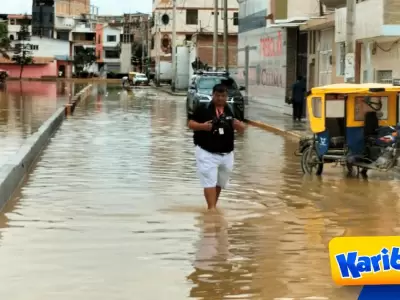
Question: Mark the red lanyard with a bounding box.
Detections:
[216,108,224,118]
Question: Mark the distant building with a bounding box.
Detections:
[31,0,96,40]
[0,36,72,79]
[95,23,122,73]
[150,0,239,68]
[1,14,32,41]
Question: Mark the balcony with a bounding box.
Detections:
[72,32,95,45]
[72,23,95,33]
[55,16,75,30]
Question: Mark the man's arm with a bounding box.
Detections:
[187,106,212,131]
[233,119,246,133]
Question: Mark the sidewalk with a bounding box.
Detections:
[246,101,312,138]
[151,83,186,96]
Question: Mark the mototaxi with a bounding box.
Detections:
[122,72,137,88]
[298,83,400,176]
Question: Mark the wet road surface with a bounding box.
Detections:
[0,81,81,167]
[0,84,400,299]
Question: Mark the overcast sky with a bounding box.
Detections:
[2,0,152,15]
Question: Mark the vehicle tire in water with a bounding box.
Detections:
[301,146,323,175]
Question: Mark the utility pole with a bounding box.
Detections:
[141,21,145,73]
[155,13,161,86]
[171,0,177,91]
[146,19,151,77]
[345,0,355,83]
[223,0,228,71]
[213,0,218,71]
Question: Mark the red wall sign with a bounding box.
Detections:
[260,31,283,57]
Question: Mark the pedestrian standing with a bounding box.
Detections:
[291,75,306,121]
[187,84,246,210]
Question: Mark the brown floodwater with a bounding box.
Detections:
[0,81,80,167]
[0,84,399,299]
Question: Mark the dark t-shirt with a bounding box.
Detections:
[188,102,235,153]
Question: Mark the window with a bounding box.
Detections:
[98,35,101,44]
[107,35,116,42]
[376,70,392,84]
[105,50,119,59]
[197,77,238,90]
[355,96,388,121]
[186,9,198,25]
[312,97,322,118]
[233,12,238,26]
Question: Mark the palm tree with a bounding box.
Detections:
[0,21,11,59]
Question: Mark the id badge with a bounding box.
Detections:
[218,128,224,135]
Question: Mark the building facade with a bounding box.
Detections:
[0,36,72,78]
[32,0,97,40]
[236,0,322,115]
[335,0,400,84]
[151,0,239,67]
[4,14,32,41]
[300,13,344,90]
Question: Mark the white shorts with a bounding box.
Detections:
[195,146,234,189]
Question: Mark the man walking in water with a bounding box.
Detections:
[188,83,246,210]
[291,75,306,121]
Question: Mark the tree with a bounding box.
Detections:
[12,14,33,79]
[73,46,96,76]
[0,22,11,59]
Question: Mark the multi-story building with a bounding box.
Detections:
[150,0,239,68]
[0,36,72,78]
[32,0,98,40]
[333,0,400,84]
[97,13,150,73]
[236,0,322,115]
[95,23,122,73]
[2,14,32,41]
[299,11,344,90]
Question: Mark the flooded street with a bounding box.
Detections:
[0,81,80,167]
[0,84,400,299]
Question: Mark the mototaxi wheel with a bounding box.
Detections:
[301,146,323,175]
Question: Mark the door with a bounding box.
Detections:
[307,94,325,133]
[318,28,334,86]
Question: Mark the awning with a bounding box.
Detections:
[267,16,309,28]
[54,55,73,61]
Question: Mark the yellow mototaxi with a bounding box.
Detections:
[297,82,400,177]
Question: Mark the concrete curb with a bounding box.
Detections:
[245,119,302,139]
[65,84,93,116]
[151,84,186,96]
[0,84,93,211]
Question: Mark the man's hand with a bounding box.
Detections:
[201,120,213,131]
[233,119,246,133]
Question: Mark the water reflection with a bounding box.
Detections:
[189,211,260,299]
[0,81,74,167]
[0,85,399,299]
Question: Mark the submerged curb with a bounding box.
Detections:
[0,84,93,211]
[245,119,302,139]
[151,84,187,96]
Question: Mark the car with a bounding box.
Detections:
[186,71,246,121]
[133,73,149,86]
